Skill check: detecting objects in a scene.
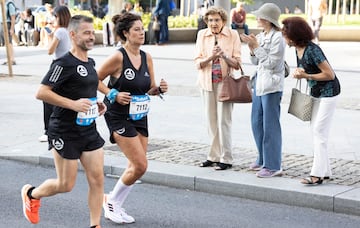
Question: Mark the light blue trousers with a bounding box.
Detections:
[251,89,282,171]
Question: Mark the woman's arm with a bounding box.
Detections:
[47,34,58,55]
[293,60,335,81]
[97,51,123,95]
[146,52,168,95]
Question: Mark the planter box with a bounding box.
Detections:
[94,27,360,45]
[319,27,360,41]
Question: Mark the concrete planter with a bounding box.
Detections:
[319,27,360,41]
[94,27,359,45]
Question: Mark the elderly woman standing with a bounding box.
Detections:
[240,3,286,178]
[195,6,241,170]
[282,17,340,185]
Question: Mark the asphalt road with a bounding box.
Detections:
[1,159,359,228]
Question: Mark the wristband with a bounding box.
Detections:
[106,88,119,104]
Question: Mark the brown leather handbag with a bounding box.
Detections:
[218,66,252,103]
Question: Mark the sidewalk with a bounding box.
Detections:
[0,42,359,216]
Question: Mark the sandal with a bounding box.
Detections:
[300,176,323,185]
[214,163,232,171]
[200,160,217,167]
[2,61,16,65]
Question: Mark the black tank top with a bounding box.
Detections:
[105,47,151,117]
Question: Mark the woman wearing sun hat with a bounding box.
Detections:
[240,3,286,178]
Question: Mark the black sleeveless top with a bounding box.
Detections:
[104,47,151,117]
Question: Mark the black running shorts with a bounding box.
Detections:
[104,114,148,143]
[48,130,105,159]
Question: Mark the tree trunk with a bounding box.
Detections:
[335,0,340,22]
[342,0,347,22]
[108,0,123,18]
[328,0,333,14]
[180,0,184,16]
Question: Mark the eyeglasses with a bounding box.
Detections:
[208,18,221,23]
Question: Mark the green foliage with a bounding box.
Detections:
[70,8,360,31]
[231,0,254,5]
[168,15,198,28]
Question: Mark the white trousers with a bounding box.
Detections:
[310,95,338,177]
[200,83,234,164]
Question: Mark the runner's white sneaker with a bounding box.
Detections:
[103,194,135,224]
[38,134,48,142]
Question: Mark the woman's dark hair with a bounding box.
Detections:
[112,12,142,42]
[53,6,71,28]
[282,16,314,47]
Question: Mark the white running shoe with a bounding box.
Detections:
[103,194,135,224]
[38,135,48,142]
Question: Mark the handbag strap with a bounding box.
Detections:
[239,65,245,75]
[295,79,310,94]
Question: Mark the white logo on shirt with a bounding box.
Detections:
[124,68,135,80]
[144,72,150,77]
[77,65,88,77]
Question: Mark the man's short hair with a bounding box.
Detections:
[68,15,93,32]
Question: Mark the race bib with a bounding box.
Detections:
[76,97,98,126]
[129,94,150,121]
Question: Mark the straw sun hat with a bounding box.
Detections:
[252,3,281,28]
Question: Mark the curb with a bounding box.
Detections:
[2,153,359,217]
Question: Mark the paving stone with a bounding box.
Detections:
[104,138,360,187]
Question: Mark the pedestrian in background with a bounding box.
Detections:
[21,8,35,46]
[154,0,171,45]
[39,5,72,143]
[240,3,285,178]
[2,0,17,65]
[121,2,133,14]
[37,3,54,47]
[21,15,106,228]
[195,6,241,170]
[97,12,168,224]
[230,1,249,35]
[307,0,327,44]
[282,16,341,185]
[196,0,210,31]
[47,6,71,60]
[17,9,34,46]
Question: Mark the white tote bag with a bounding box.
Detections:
[288,79,314,121]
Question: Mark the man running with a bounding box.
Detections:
[21,15,106,228]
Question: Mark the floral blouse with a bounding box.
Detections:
[296,42,341,98]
